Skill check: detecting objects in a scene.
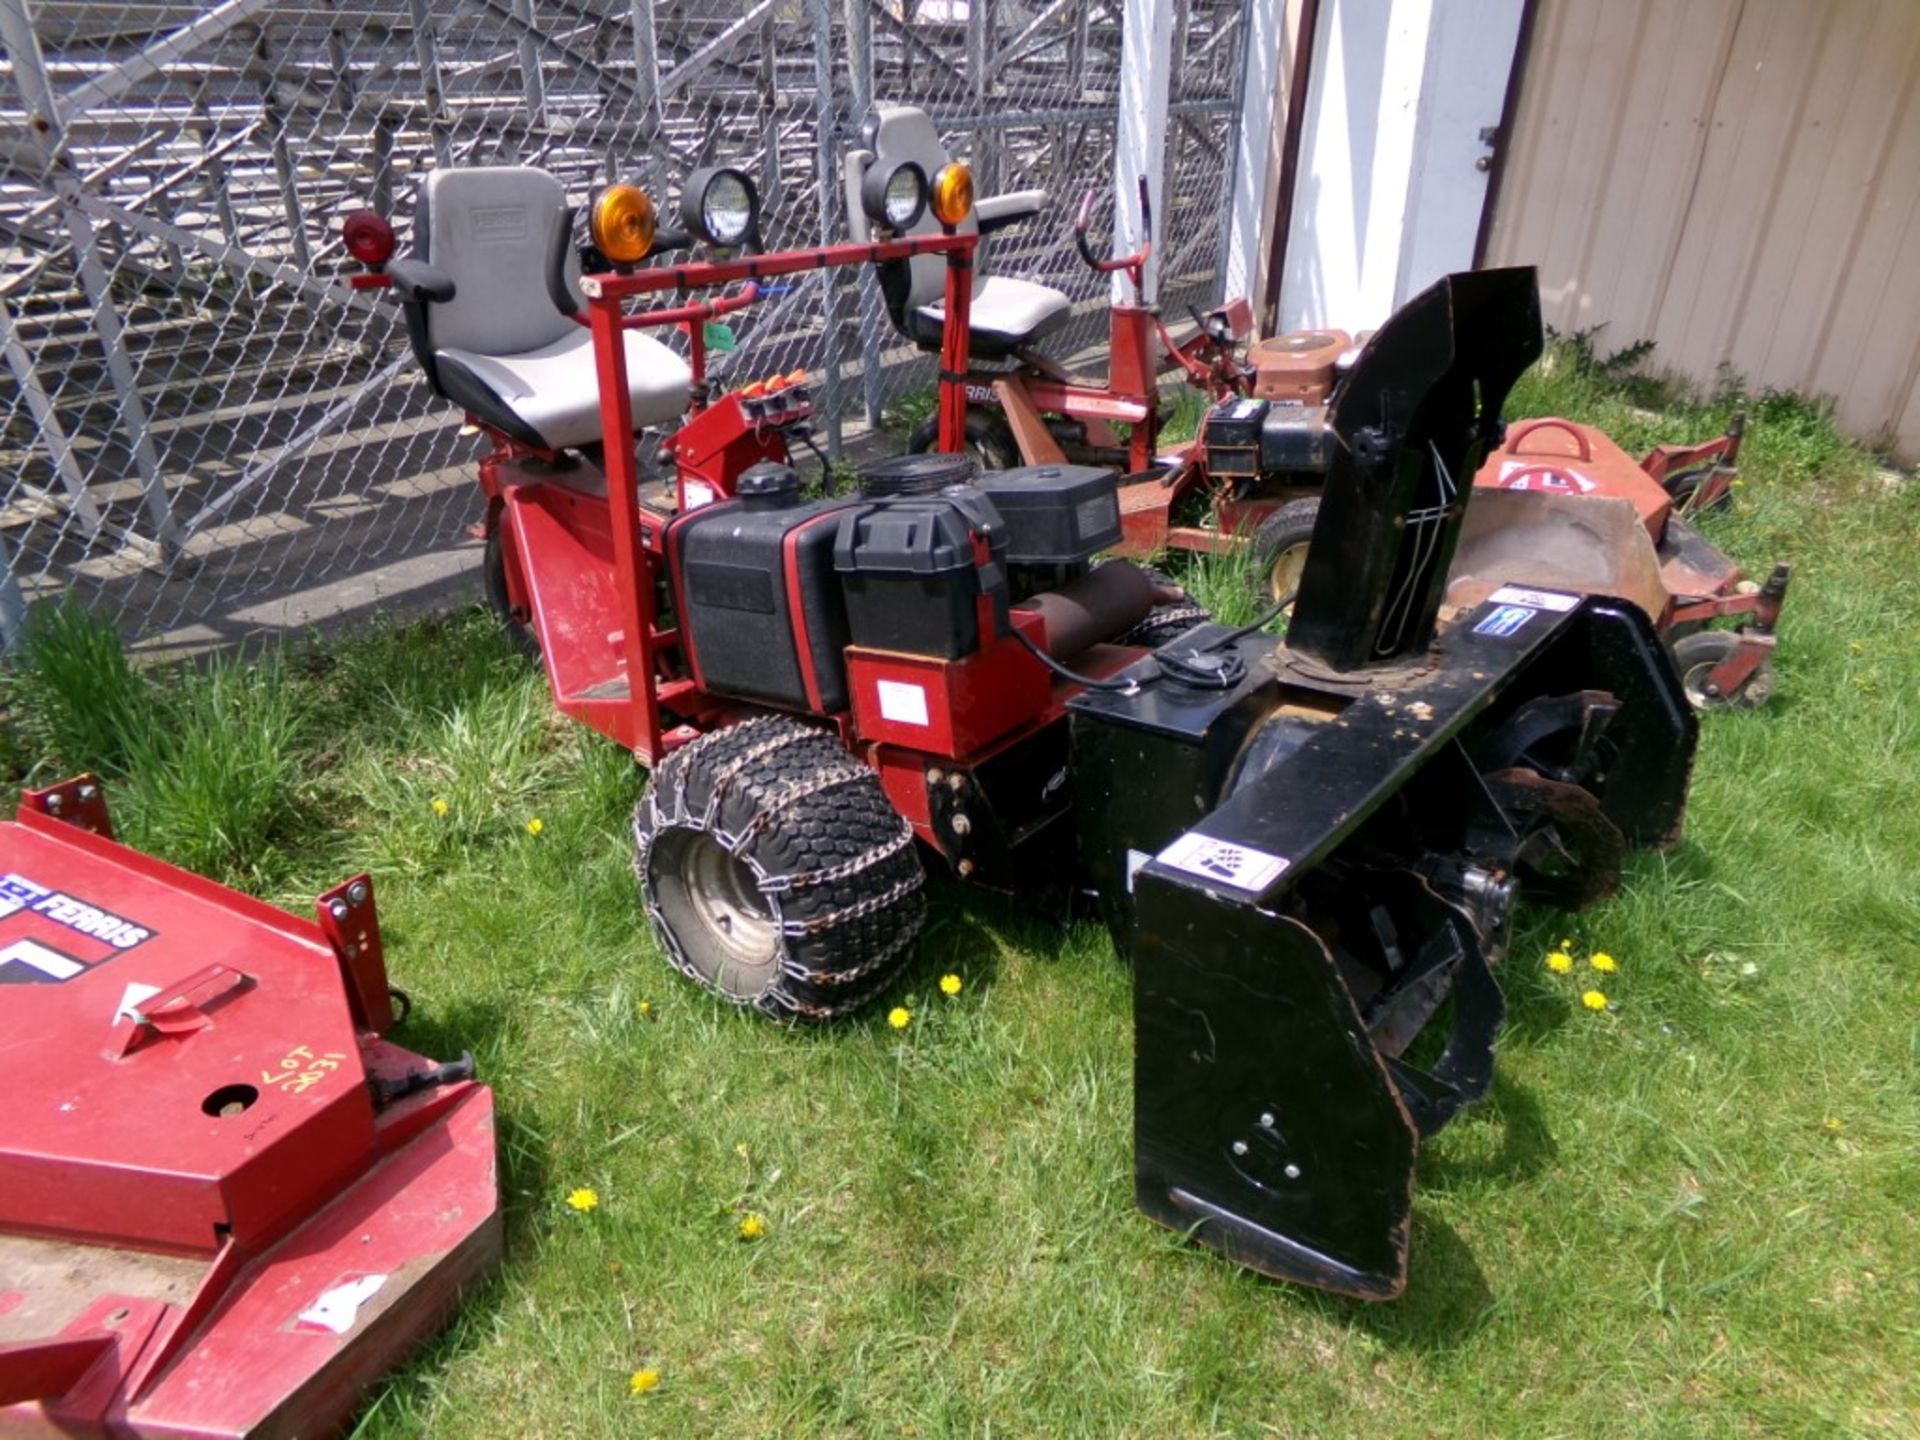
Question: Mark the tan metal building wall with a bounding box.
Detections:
[1483,0,1920,460]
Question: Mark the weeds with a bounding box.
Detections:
[16,599,146,776]
[119,653,308,883]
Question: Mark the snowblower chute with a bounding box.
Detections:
[1070,268,1697,1298]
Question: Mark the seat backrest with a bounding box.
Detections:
[417,165,580,357]
[844,105,982,319]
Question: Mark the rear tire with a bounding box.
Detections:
[633,717,926,1020]
[908,407,1022,470]
[482,529,540,660]
[1249,497,1320,606]
[1664,466,1735,517]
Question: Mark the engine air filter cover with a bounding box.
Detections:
[969,464,1123,565]
[858,451,977,498]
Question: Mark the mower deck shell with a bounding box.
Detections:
[0,797,500,1439]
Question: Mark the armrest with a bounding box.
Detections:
[976,188,1046,236]
[386,258,456,304]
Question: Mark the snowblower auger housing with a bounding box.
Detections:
[1069,268,1697,1298]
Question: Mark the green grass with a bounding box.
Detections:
[5,350,1917,1437]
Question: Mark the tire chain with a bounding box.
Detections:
[632,717,926,1022]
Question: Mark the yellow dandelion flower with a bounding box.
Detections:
[636,1000,653,1018]
[734,1142,749,1158]
[887,1006,911,1030]
[1581,990,1609,1012]
[1848,642,1864,655]
[629,1367,661,1396]
[431,796,449,817]
[566,1186,599,1213]
[1545,951,1574,974]
[1559,937,1574,949]
[1823,1116,1843,1132]
[525,816,545,835]
[939,973,963,996]
[1590,951,1618,973]
[739,1212,766,1240]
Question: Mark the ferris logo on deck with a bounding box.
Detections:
[0,872,155,951]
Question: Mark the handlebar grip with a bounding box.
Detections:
[1073,188,1101,269]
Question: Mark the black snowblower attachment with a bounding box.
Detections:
[1070,268,1697,1299]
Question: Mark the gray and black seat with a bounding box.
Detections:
[844,105,1072,361]
[388,165,691,452]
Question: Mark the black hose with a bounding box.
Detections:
[1212,589,1298,649]
[1151,589,1298,691]
[1008,620,1139,692]
[1008,589,1298,696]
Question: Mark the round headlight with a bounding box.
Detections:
[681,166,760,248]
[589,184,657,264]
[861,161,927,232]
[929,162,973,228]
[342,209,396,267]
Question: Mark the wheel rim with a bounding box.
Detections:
[1266,540,1309,604]
[648,829,781,1000]
[1682,656,1771,710]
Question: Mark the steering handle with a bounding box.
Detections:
[618,281,761,330]
[1504,417,1593,461]
[1072,176,1154,276]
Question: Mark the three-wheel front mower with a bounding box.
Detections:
[1449,415,1790,710]
[344,149,1698,1299]
[0,779,497,1438]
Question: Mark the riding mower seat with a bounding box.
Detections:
[845,104,1073,360]
[388,165,691,452]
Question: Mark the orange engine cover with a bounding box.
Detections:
[1249,329,1351,403]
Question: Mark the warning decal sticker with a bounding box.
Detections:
[1487,584,1580,613]
[1155,832,1290,893]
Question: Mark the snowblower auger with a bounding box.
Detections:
[1069,268,1697,1298]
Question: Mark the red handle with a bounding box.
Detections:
[1073,185,1151,276]
[619,282,761,330]
[1504,417,1592,461]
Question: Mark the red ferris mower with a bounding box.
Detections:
[346,159,1698,1300]
[845,103,1339,585]
[1449,416,1790,710]
[0,778,497,1439]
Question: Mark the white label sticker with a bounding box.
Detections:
[682,479,715,510]
[1154,832,1290,893]
[0,938,82,982]
[296,1274,388,1335]
[1488,584,1580,613]
[876,680,930,727]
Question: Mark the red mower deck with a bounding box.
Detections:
[0,778,499,1440]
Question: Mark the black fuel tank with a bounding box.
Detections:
[667,465,859,713]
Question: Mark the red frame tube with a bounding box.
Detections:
[582,230,978,762]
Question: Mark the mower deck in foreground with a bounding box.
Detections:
[0,779,497,1440]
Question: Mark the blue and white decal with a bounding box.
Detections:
[1473,604,1538,639]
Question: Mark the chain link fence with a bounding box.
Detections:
[0,0,1249,648]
